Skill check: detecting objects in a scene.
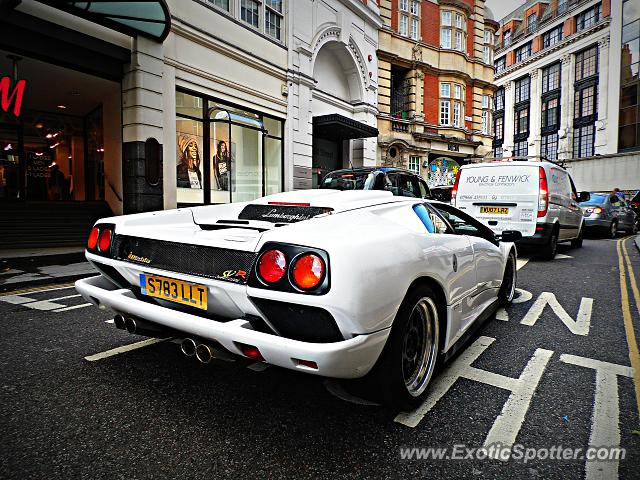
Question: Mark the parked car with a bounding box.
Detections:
[629,190,640,220]
[76,189,520,407]
[580,193,638,237]
[452,159,589,260]
[319,167,431,199]
[430,185,453,204]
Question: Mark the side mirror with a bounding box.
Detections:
[576,191,590,203]
[500,230,522,243]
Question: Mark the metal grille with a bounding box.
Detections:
[113,235,257,284]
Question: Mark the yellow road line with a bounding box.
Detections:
[617,238,640,419]
[0,282,76,296]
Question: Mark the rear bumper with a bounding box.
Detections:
[583,217,611,229]
[517,222,554,245]
[75,275,389,379]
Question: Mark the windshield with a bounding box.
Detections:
[580,193,607,206]
[319,171,377,190]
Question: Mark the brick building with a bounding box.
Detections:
[377,0,498,189]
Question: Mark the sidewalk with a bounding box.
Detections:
[0,247,96,293]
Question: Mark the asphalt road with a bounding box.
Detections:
[1,237,639,479]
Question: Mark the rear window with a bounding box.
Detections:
[580,193,607,206]
[320,171,375,191]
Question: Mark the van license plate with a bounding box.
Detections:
[140,274,207,310]
[480,207,510,215]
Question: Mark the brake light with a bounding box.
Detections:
[257,249,287,283]
[537,167,548,218]
[98,228,112,252]
[87,227,100,250]
[268,202,311,207]
[238,343,264,361]
[451,169,461,204]
[292,254,325,289]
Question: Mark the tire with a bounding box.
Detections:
[498,251,517,306]
[367,285,441,409]
[571,226,584,248]
[542,228,558,260]
[608,221,617,239]
[632,222,638,235]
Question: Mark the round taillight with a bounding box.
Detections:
[258,249,287,283]
[98,228,112,252]
[292,254,325,290]
[87,227,100,250]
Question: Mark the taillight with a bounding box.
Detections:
[451,170,461,204]
[593,207,603,214]
[98,228,112,252]
[537,166,548,218]
[87,227,100,250]
[257,249,287,283]
[292,254,325,290]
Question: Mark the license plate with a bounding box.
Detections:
[480,206,510,215]
[140,274,207,310]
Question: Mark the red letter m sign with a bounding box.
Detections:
[0,76,26,117]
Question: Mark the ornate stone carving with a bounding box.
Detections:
[412,43,422,63]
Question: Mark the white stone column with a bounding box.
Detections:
[558,53,573,161]
[503,81,515,156]
[528,68,541,157]
[594,36,610,154]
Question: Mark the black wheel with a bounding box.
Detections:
[367,285,440,409]
[498,251,517,306]
[571,226,584,248]
[608,221,617,239]
[542,228,558,260]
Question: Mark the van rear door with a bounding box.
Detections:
[454,164,539,236]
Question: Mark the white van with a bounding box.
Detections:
[452,160,589,259]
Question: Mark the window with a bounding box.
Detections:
[240,0,259,28]
[391,67,411,117]
[494,88,505,111]
[619,0,640,150]
[429,204,495,240]
[515,76,530,103]
[175,90,283,205]
[400,14,408,36]
[495,56,506,73]
[265,0,283,40]
[441,10,465,51]
[576,3,602,32]
[516,43,532,63]
[482,110,489,134]
[527,13,537,34]
[494,116,504,140]
[482,95,490,109]
[411,17,419,40]
[576,46,599,81]
[484,30,493,44]
[514,140,528,157]
[208,0,229,10]
[543,26,563,49]
[494,146,504,158]
[493,87,504,152]
[410,0,419,15]
[504,29,511,47]
[440,82,464,127]
[541,133,559,160]
[515,108,529,135]
[542,97,560,129]
[573,125,595,157]
[574,85,597,119]
[558,0,568,14]
[483,46,492,64]
[409,156,420,174]
[542,63,561,93]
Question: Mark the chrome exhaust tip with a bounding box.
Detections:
[124,317,137,334]
[113,314,126,330]
[180,338,197,357]
[195,343,213,364]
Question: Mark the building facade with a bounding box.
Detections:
[493,0,639,191]
[377,0,498,189]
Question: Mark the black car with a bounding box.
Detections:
[630,191,640,220]
[319,167,431,199]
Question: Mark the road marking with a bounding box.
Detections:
[105,319,115,324]
[555,253,573,259]
[560,354,633,480]
[395,335,553,456]
[53,303,92,312]
[520,292,594,336]
[46,294,81,302]
[496,289,533,322]
[0,283,75,296]
[617,239,640,418]
[0,295,37,305]
[84,338,169,362]
[516,258,530,271]
[18,300,66,311]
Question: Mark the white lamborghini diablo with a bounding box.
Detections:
[76,189,520,407]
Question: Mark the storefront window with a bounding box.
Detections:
[176,90,283,205]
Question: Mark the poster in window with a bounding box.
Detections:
[176,133,202,189]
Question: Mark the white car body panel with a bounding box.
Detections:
[76,190,515,379]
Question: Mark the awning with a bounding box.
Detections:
[313,114,379,141]
[34,1,171,41]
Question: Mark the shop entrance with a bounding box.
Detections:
[0,51,120,204]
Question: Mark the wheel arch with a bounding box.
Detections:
[404,276,448,352]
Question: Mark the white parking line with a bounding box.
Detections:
[516,258,530,271]
[53,303,92,313]
[46,294,81,302]
[84,338,169,362]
